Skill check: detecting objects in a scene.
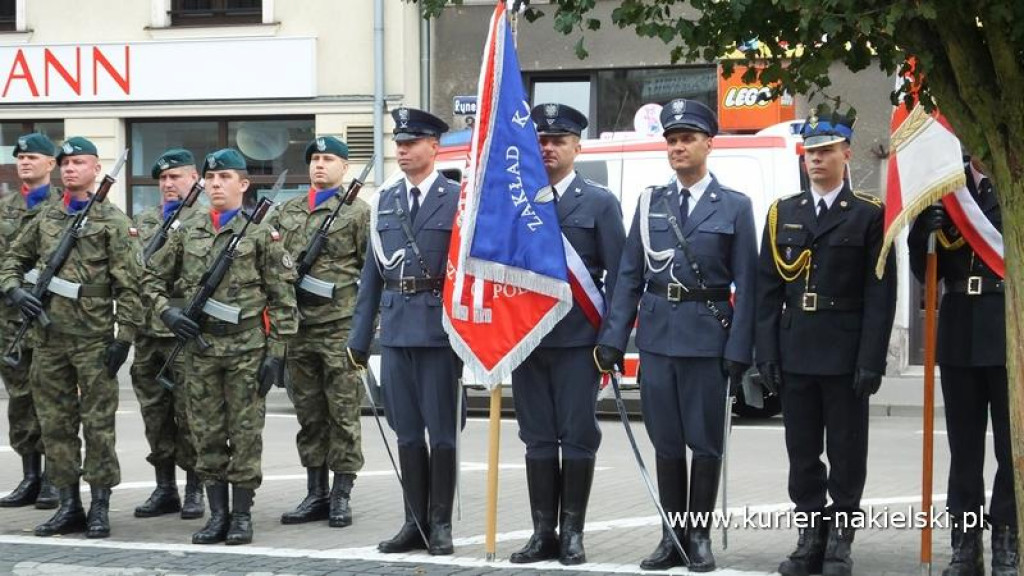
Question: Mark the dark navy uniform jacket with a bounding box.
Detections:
[349,175,459,351]
[599,176,757,362]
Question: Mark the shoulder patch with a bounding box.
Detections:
[853,191,883,207]
[778,191,803,202]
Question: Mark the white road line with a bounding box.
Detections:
[0,446,12,453]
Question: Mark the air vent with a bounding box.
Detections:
[345,125,375,162]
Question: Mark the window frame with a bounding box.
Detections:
[167,0,264,27]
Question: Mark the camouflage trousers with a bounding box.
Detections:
[30,331,120,489]
[185,349,266,489]
[130,333,195,470]
[0,323,41,455]
[287,322,364,473]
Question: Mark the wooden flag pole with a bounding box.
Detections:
[920,233,938,576]
[485,384,503,561]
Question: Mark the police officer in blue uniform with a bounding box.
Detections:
[756,106,897,576]
[596,99,757,573]
[508,104,625,566]
[908,156,1018,576]
[348,106,463,556]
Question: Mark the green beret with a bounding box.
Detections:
[56,136,98,163]
[202,148,247,174]
[151,148,196,179]
[12,133,56,158]
[305,136,349,163]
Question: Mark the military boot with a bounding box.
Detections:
[821,524,856,576]
[0,452,41,507]
[192,482,229,544]
[34,482,87,537]
[509,457,560,564]
[280,466,329,524]
[135,461,181,518]
[992,525,1019,576]
[378,446,429,553]
[686,457,721,573]
[558,457,595,565]
[86,486,112,538]
[941,524,983,576]
[427,447,457,556]
[181,470,205,519]
[34,457,59,509]
[226,485,254,545]
[329,472,356,528]
[640,457,687,570]
[779,521,828,576]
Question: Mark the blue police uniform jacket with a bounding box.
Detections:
[542,174,626,347]
[599,176,757,361]
[349,175,459,351]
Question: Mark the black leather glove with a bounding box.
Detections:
[853,367,883,399]
[160,307,199,340]
[8,288,43,320]
[257,355,285,398]
[347,348,368,371]
[723,360,750,397]
[104,340,131,377]
[919,205,950,233]
[593,345,623,374]
[757,362,784,396]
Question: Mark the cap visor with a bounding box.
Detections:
[393,132,433,142]
[802,135,848,149]
[663,123,711,136]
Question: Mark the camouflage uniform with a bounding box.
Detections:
[268,190,370,526]
[147,212,298,489]
[0,199,143,491]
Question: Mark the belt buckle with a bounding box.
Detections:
[967,276,982,295]
[801,292,818,312]
[666,283,684,302]
[399,276,417,294]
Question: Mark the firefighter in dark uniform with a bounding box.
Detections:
[596,99,758,573]
[755,106,897,576]
[908,156,1018,576]
[347,107,464,556]
[508,104,625,566]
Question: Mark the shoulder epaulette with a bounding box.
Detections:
[582,177,612,192]
[853,191,883,207]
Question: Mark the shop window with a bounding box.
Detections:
[0,121,65,194]
[0,0,15,32]
[170,0,261,26]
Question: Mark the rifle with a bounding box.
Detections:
[3,149,130,368]
[294,157,375,300]
[142,179,204,266]
[155,171,288,390]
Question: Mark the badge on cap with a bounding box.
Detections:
[316,137,326,152]
[17,137,27,149]
[206,154,217,169]
[544,103,558,118]
[808,114,819,130]
[398,108,410,128]
[159,160,170,171]
[672,99,686,119]
[62,142,74,155]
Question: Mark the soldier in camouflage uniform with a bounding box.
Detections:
[147,148,298,546]
[0,136,142,539]
[129,148,204,520]
[269,136,370,528]
[0,133,61,510]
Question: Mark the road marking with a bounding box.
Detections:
[0,446,12,453]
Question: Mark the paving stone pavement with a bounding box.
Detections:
[0,379,1000,576]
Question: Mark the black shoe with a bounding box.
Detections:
[821,524,856,576]
[427,447,456,556]
[329,472,355,528]
[510,457,560,564]
[192,482,229,544]
[991,525,1019,576]
[34,457,59,510]
[34,483,87,537]
[0,452,41,507]
[779,522,827,576]
[86,486,112,539]
[558,458,594,566]
[280,466,330,524]
[378,446,429,553]
[181,470,205,519]
[135,461,181,518]
[226,485,254,545]
[686,457,721,573]
[640,457,687,571]
[941,525,983,576]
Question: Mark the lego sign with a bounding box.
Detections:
[717,64,795,132]
[0,37,316,103]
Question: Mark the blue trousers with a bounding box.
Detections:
[639,352,728,460]
[380,346,466,450]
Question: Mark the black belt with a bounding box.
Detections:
[79,284,111,298]
[646,281,731,303]
[786,293,862,312]
[200,315,262,336]
[384,277,444,294]
[947,276,1003,295]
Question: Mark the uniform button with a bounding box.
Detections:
[809,285,816,290]
[404,296,411,302]
[406,241,412,247]
[671,304,678,310]
[812,264,818,270]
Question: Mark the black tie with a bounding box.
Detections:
[817,198,829,222]
[410,186,421,222]
[978,178,992,198]
[679,188,691,227]
[552,185,560,204]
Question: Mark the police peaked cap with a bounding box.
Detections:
[660,98,719,137]
[531,103,589,137]
[800,104,856,149]
[391,107,449,142]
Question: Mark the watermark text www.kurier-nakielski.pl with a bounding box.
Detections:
[668,506,988,530]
